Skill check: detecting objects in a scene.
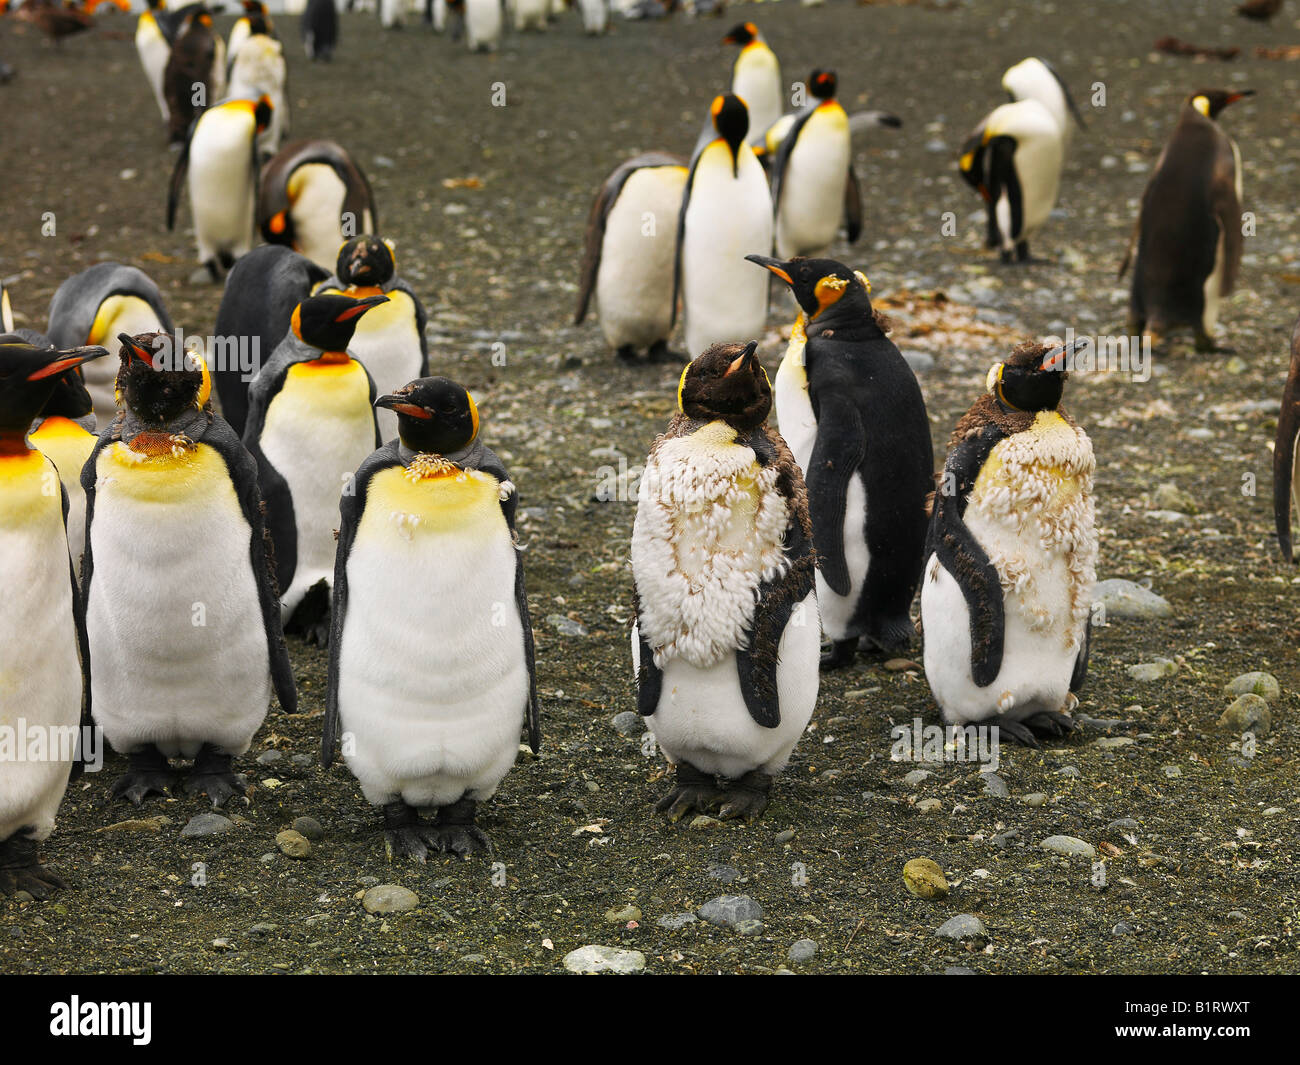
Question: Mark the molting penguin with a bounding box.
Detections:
[1001,57,1085,148]
[162,4,226,145]
[243,294,387,643]
[632,342,818,821]
[748,255,933,669]
[227,18,288,157]
[302,0,338,60]
[1121,89,1253,351]
[258,139,378,271]
[46,263,174,426]
[167,95,273,284]
[1270,311,1300,562]
[27,364,97,578]
[723,22,782,147]
[0,341,106,898]
[676,95,774,358]
[312,236,429,440]
[576,151,688,363]
[82,331,296,806]
[228,0,272,59]
[323,377,540,858]
[920,339,1095,745]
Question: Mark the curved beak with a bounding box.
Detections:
[374,393,432,419]
[1040,336,1087,372]
[27,345,111,382]
[745,254,794,286]
[117,333,157,367]
[1226,89,1256,107]
[336,295,389,322]
[725,340,760,377]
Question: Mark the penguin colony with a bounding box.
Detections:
[0,3,1287,911]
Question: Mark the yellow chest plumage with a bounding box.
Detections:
[363,463,505,539]
[274,358,371,419]
[97,439,235,506]
[0,450,62,528]
[30,417,96,480]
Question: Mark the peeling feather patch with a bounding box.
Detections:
[403,453,458,482]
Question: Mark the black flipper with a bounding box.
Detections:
[633,595,663,718]
[843,163,863,244]
[670,150,702,332]
[61,482,92,782]
[241,353,299,592]
[769,104,817,215]
[1070,614,1091,693]
[166,118,197,232]
[986,136,1023,248]
[804,387,866,597]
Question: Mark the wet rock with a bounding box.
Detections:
[181,813,234,837]
[903,858,949,899]
[563,945,646,974]
[276,830,311,859]
[605,904,641,924]
[1095,736,1135,748]
[1023,792,1047,807]
[1223,672,1279,702]
[1127,658,1176,682]
[936,914,987,941]
[1040,835,1096,859]
[256,749,283,765]
[774,829,796,845]
[292,816,324,841]
[362,885,419,914]
[698,895,762,927]
[1093,579,1173,619]
[657,913,697,930]
[788,938,818,963]
[1112,922,1135,936]
[1218,694,1270,735]
[611,711,643,736]
[689,815,723,831]
[1162,765,1182,779]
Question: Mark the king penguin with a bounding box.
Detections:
[258,139,378,271]
[168,95,274,284]
[228,0,272,60]
[323,376,541,858]
[162,4,226,145]
[575,151,689,364]
[27,365,98,579]
[747,256,933,669]
[243,293,388,643]
[302,0,338,60]
[1121,89,1253,351]
[676,95,774,359]
[920,339,1095,745]
[1001,57,1085,148]
[1271,311,1300,562]
[83,331,296,805]
[0,341,107,898]
[462,0,502,52]
[46,263,174,427]
[312,236,430,440]
[227,15,289,158]
[135,0,171,121]
[632,342,818,822]
[723,22,782,146]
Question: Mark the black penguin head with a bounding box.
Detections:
[336,236,397,287]
[711,94,750,175]
[746,255,872,321]
[809,69,837,102]
[290,294,389,355]
[246,12,271,36]
[39,365,94,422]
[1189,89,1255,119]
[242,0,268,12]
[253,94,273,133]
[957,127,989,196]
[375,377,479,454]
[677,341,771,429]
[722,21,759,46]
[987,340,1077,413]
[116,332,209,425]
[0,342,107,434]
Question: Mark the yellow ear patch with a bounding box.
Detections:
[854,270,871,294]
[290,305,303,342]
[959,151,975,172]
[1192,95,1210,116]
[467,391,480,443]
[812,275,849,318]
[677,363,692,412]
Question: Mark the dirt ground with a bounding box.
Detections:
[1,0,1299,975]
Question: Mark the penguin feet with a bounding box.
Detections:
[654,762,732,823]
[819,638,858,671]
[381,800,492,861]
[986,709,1076,749]
[110,745,176,806]
[432,799,494,858]
[0,836,66,900]
[616,345,640,365]
[646,340,689,365]
[716,771,773,822]
[183,745,246,808]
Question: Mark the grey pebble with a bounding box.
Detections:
[611,711,643,736]
[181,813,234,837]
[982,773,1009,798]
[1093,579,1173,620]
[698,895,762,928]
[936,914,988,941]
[657,913,697,930]
[788,938,818,963]
[292,816,324,841]
[1040,835,1096,859]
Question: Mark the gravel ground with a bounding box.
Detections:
[1,1,1299,975]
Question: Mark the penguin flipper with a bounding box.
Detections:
[671,156,698,332]
[387,278,430,368]
[241,350,299,590]
[843,163,862,245]
[166,120,196,232]
[632,602,663,718]
[804,386,866,597]
[1272,313,1300,563]
[769,105,814,215]
[1070,614,1092,694]
[61,482,92,783]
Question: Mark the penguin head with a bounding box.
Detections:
[375,377,479,455]
[336,236,397,288]
[677,341,771,429]
[746,255,872,321]
[957,126,989,197]
[986,340,1080,413]
[39,364,94,422]
[115,332,210,425]
[290,294,389,355]
[253,94,274,133]
[722,21,759,46]
[0,341,107,434]
[710,94,750,176]
[809,69,838,102]
[246,11,271,36]
[1189,89,1255,119]
[242,0,268,12]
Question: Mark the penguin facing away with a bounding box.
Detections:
[723,21,782,147]
[576,151,689,364]
[323,376,541,859]
[302,0,339,60]
[0,341,107,898]
[27,365,98,579]
[243,294,388,643]
[747,255,933,669]
[1270,311,1300,562]
[1121,89,1253,351]
[82,331,296,806]
[227,19,289,158]
[632,342,819,822]
[920,339,1095,746]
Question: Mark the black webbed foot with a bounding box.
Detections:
[432,799,494,857]
[819,638,858,672]
[716,771,773,822]
[653,762,730,823]
[183,745,246,808]
[0,836,66,900]
[110,745,176,806]
[647,340,689,365]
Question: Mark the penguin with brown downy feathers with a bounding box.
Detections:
[1121,89,1253,351]
[163,4,226,145]
[1270,312,1300,562]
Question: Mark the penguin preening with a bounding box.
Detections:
[168,95,274,284]
[920,339,1095,746]
[748,255,933,669]
[323,376,541,859]
[46,262,175,427]
[162,4,226,145]
[1121,89,1253,351]
[258,139,378,271]
[576,151,688,364]
[675,94,774,359]
[1001,57,1085,148]
[27,363,98,579]
[723,22,782,147]
[1270,312,1300,562]
[302,0,339,60]
[0,340,107,899]
[312,236,430,440]
[243,294,387,643]
[632,342,818,822]
[210,245,330,437]
[83,331,296,806]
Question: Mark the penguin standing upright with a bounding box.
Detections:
[958,94,1064,264]
[1001,57,1085,147]
[747,256,933,669]
[770,69,859,260]
[27,366,98,578]
[210,245,329,436]
[302,0,338,60]
[676,95,774,358]
[258,139,378,271]
[83,331,296,805]
[723,22,782,145]
[168,95,273,284]
[135,0,171,120]
[462,0,502,51]
[577,0,608,34]
[312,236,429,440]
[228,0,272,59]
[1121,89,1253,351]
[575,151,688,363]
[162,4,226,145]
[632,342,818,822]
[227,17,288,156]
[243,294,388,641]
[323,377,541,858]
[0,341,106,898]
[46,263,174,426]
[921,339,1095,745]
[1270,311,1300,562]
